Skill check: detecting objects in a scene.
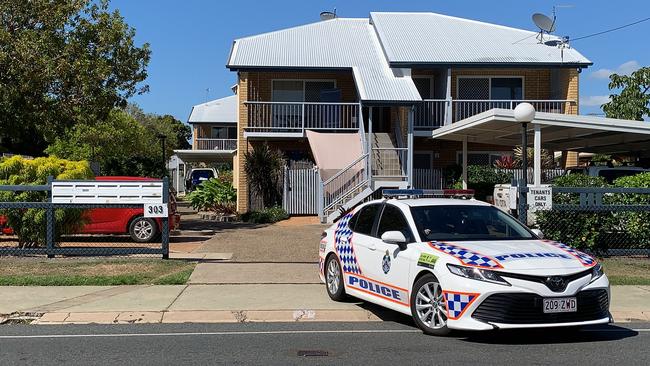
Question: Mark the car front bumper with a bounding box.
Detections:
[439,270,611,331]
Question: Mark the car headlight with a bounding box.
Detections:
[447,264,510,286]
[590,263,604,283]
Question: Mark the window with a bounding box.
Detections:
[491,78,523,100]
[413,77,434,99]
[377,204,414,243]
[272,80,303,102]
[457,151,512,166]
[411,205,534,241]
[457,77,523,100]
[272,80,337,102]
[352,204,380,236]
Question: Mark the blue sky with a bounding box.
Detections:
[109,0,650,121]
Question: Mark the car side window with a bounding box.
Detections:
[377,204,414,243]
[352,204,380,236]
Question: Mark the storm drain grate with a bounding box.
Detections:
[297,350,329,357]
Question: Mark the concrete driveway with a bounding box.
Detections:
[195,218,328,263]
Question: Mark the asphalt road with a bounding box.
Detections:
[1,321,649,365]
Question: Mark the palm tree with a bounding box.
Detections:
[513,146,555,168]
[244,143,284,208]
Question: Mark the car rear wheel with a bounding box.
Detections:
[410,273,451,336]
[325,255,347,301]
[129,217,158,243]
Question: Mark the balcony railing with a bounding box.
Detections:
[194,138,237,151]
[414,99,577,130]
[245,101,360,135]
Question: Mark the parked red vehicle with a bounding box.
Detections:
[80,176,180,242]
[0,176,180,243]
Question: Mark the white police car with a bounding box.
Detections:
[318,190,610,335]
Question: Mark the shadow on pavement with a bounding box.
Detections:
[458,324,638,344]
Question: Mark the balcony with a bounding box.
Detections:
[414,99,577,131]
[245,101,361,137]
[194,138,237,151]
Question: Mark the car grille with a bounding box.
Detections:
[472,289,609,324]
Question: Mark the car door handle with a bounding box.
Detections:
[368,243,377,251]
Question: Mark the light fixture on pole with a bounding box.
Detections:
[513,102,536,224]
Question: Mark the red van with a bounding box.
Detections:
[0,176,180,243]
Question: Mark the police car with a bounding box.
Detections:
[318,189,610,335]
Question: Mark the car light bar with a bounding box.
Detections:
[382,189,475,199]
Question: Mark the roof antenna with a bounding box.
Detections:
[205,87,210,102]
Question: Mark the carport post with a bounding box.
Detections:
[534,124,541,186]
[518,123,528,223]
[461,136,468,189]
[407,106,414,187]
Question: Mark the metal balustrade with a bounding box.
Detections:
[321,154,370,215]
[194,138,237,151]
[245,101,360,134]
[415,99,576,129]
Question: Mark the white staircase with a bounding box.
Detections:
[319,131,408,223]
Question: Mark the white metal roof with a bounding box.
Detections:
[431,109,650,155]
[370,12,591,66]
[227,18,422,102]
[188,95,237,124]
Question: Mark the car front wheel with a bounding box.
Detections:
[129,217,158,243]
[410,273,451,336]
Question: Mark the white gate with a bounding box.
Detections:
[283,167,320,215]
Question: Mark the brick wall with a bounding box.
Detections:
[415,138,513,168]
[236,72,250,213]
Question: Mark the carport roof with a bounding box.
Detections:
[430,109,650,156]
[173,149,235,163]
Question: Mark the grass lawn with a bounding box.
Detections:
[600,257,650,285]
[0,258,196,286]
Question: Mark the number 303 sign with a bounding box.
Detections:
[144,203,168,218]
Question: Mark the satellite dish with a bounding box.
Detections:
[533,13,556,33]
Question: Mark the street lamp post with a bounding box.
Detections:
[513,103,536,224]
[157,133,167,178]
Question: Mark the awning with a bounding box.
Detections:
[431,109,650,156]
[172,149,235,164]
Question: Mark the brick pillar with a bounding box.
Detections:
[236,72,250,213]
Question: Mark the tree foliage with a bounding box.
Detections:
[0,156,94,247]
[244,143,284,208]
[602,67,650,120]
[0,0,151,156]
[45,107,187,177]
[187,178,237,215]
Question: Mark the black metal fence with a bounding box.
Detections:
[0,178,170,258]
[531,187,650,256]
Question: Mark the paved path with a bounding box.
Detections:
[188,263,320,284]
[1,284,649,325]
[1,322,650,365]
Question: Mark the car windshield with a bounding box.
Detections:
[192,170,214,179]
[410,205,534,242]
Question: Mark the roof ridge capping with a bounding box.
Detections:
[232,17,369,42]
[370,11,540,36]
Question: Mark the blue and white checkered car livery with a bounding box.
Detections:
[428,242,502,269]
[544,240,596,267]
[444,292,478,319]
[334,213,362,275]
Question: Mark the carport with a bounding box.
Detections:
[430,105,650,220]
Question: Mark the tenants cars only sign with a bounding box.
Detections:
[527,186,552,211]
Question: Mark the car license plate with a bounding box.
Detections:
[543,297,577,313]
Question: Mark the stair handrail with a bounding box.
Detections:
[323,153,369,186]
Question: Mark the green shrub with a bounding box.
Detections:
[241,206,289,224]
[536,173,610,252]
[0,156,94,247]
[609,172,650,248]
[187,178,236,215]
[451,165,512,200]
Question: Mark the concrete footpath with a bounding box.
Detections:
[1,284,649,325]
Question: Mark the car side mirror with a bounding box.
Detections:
[531,228,544,239]
[381,231,408,249]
